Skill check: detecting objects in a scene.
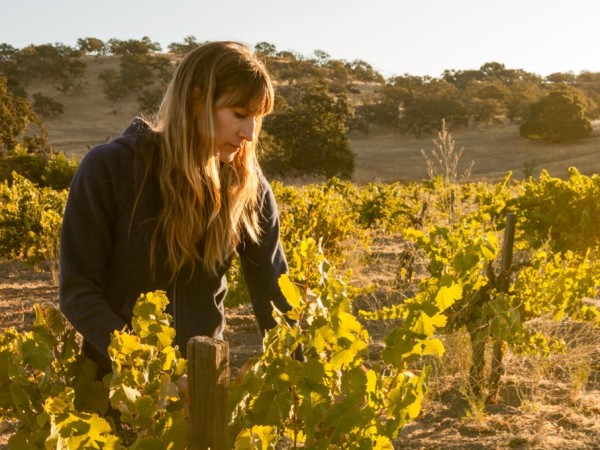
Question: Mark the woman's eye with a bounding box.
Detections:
[234,111,247,119]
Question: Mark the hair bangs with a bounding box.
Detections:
[217,69,274,116]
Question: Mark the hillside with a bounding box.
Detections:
[25,56,142,157]
[23,56,600,184]
[351,122,600,184]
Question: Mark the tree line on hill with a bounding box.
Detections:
[1,36,599,182]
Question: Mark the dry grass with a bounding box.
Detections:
[25,56,600,186]
[395,331,600,449]
[350,122,600,185]
[28,56,142,156]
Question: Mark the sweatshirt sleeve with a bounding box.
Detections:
[238,178,292,333]
[59,144,128,357]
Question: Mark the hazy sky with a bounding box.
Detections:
[1,0,598,78]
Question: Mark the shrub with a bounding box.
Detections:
[32,92,64,118]
[519,90,592,142]
[0,145,78,190]
[41,151,78,190]
[512,167,600,253]
[0,172,67,263]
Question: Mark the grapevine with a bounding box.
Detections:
[0,292,187,449]
[229,238,437,448]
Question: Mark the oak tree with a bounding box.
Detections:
[263,83,355,179]
[519,89,592,142]
[0,77,48,154]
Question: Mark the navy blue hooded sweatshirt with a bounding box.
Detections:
[59,119,292,376]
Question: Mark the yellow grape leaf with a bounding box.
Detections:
[253,425,278,447]
[481,233,498,260]
[365,369,377,394]
[161,346,176,371]
[86,413,115,439]
[412,338,445,357]
[403,386,424,420]
[413,312,447,336]
[284,428,306,444]
[234,429,253,449]
[434,284,462,312]
[330,339,366,369]
[373,436,394,449]
[337,311,363,336]
[314,325,336,352]
[156,329,175,348]
[278,274,302,309]
[144,290,169,311]
[44,396,70,415]
[113,384,140,404]
[115,333,142,354]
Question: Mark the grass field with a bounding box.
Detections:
[350,122,600,184]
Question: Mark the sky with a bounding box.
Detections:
[1,0,598,79]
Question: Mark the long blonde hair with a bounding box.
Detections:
[144,41,274,279]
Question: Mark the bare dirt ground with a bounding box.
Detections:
[2,237,599,449]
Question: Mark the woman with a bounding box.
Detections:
[59,41,295,378]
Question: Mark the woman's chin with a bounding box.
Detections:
[218,151,236,164]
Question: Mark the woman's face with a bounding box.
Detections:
[213,106,259,163]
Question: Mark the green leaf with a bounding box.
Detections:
[10,382,33,413]
[72,357,101,386]
[73,380,109,414]
[128,436,164,450]
[135,395,156,420]
[158,373,179,408]
[248,386,292,426]
[382,328,417,368]
[35,303,67,336]
[8,429,31,450]
[300,357,325,387]
[21,337,53,370]
[37,411,49,428]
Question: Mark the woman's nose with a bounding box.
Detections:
[239,117,256,142]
